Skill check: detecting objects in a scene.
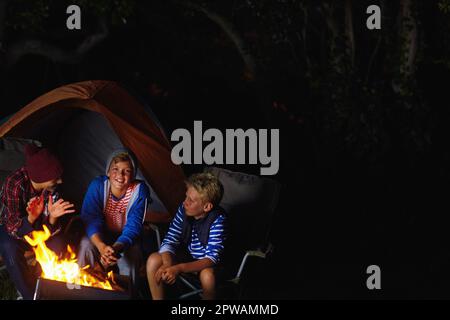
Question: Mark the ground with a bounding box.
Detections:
[0,269,20,300]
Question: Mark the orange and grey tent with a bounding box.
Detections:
[0,80,185,222]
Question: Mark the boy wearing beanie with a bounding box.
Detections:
[0,144,75,299]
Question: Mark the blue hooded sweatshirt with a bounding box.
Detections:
[80,149,151,248]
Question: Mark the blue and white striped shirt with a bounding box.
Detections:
[159,205,226,264]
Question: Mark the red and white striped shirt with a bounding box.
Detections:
[104,183,137,234]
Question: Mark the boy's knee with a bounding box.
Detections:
[0,239,23,258]
[77,236,97,267]
[199,268,215,286]
[146,252,162,271]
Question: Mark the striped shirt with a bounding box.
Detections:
[159,205,226,264]
[104,183,136,234]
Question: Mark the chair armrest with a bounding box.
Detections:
[232,243,275,283]
[143,222,162,248]
[245,250,267,259]
[143,211,172,249]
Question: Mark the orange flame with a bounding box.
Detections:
[24,225,115,290]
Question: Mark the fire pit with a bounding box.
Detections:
[25,226,131,300]
[33,276,130,300]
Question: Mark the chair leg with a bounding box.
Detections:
[179,289,204,300]
[178,275,198,291]
[178,275,203,299]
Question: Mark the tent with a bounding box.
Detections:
[0,80,186,222]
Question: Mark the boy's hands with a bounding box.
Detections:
[161,265,181,285]
[155,264,180,285]
[27,194,75,225]
[48,195,75,224]
[155,265,169,285]
[155,258,214,285]
[99,244,118,268]
[26,194,45,224]
[91,235,120,269]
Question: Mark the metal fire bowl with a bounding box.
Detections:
[33,277,131,300]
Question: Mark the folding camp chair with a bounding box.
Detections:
[151,166,281,299]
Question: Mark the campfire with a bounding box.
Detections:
[24,225,115,291]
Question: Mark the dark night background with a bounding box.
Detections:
[2,0,450,299]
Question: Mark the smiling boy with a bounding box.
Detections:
[78,148,150,293]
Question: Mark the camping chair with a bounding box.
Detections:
[151,166,281,299]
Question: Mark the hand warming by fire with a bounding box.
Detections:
[26,194,45,224]
[24,225,116,291]
[26,193,75,225]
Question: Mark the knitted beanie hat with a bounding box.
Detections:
[25,144,63,183]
